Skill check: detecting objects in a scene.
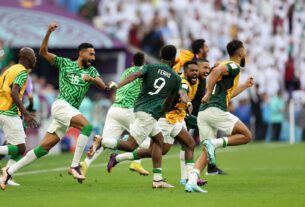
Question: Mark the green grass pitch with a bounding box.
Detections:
[0,143,304,207]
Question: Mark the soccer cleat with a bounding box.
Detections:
[80,161,88,176]
[197,178,208,186]
[203,139,216,165]
[129,161,149,176]
[107,153,118,173]
[185,183,207,193]
[180,178,208,186]
[87,135,102,159]
[206,164,227,175]
[180,179,187,186]
[0,167,12,190]
[152,180,174,188]
[68,165,85,183]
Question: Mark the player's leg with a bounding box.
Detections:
[185,111,213,193]
[174,127,196,178]
[69,114,93,180]
[0,115,26,161]
[129,137,150,176]
[81,107,127,175]
[1,132,59,190]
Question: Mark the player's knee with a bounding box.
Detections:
[81,124,93,136]
[243,129,252,143]
[188,139,196,150]
[17,144,26,155]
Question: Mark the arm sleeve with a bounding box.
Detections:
[138,65,149,77]
[226,62,240,76]
[180,82,189,93]
[13,71,28,88]
[52,56,71,70]
[91,67,100,78]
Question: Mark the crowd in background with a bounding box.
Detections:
[1,0,305,144]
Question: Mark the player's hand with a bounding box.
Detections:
[245,76,254,88]
[187,102,193,114]
[48,22,58,32]
[201,92,211,103]
[82,74,93,82]
[24,111,38,128]
[108,81,118,90]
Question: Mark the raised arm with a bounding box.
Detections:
[202,64,229,103]
[39,22,58,64]
[231,76,254,98]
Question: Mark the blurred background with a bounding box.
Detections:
[0,0,305,153]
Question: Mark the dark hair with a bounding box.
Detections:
[191,39,205,54]
[196,58,209,63]
[183,60,197,70]
[226,40,244,57]
[160,45,177,61]
[133,52,145,66]
[78,43,94,51]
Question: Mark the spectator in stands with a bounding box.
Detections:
[270,90,285,141]
[298,102,305,141]
[250,84,263,140]
[0,39,14,73]
[261,93,271,141]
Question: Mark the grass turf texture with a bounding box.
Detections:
[0,143,304,207]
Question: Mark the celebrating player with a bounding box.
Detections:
[92,45,181,188]
[80,52,150,176]
[0,48,38,186]
[0,22,107,190]
[185,40,254,193]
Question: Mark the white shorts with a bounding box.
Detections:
[102,106,134,139]
[198,107,239,142]
[130,112,161,145]
[0,114,26,145]
[158,118,183,144]
[47,99,81,139]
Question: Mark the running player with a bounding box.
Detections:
[109,60,198,182]
[94,45,181,188]
[0,22,107,190]
[185,39,254,193]
[0,48,38,186]
[80,52,150,176]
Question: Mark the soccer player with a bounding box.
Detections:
[95,45,181,188]
[185,40,254,193]
[0,72,36,187]
[0,48,38,185]
[173,39,209,73]
[109,60,199,182]
[0,22,107,190]
[80,52,150,176]
[180,58,210,185]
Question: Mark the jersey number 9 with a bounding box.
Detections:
[148,77,166,95]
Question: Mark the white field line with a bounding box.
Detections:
[13,144,289,176]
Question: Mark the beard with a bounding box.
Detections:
[82,59,92,68]
[240,58,246,67]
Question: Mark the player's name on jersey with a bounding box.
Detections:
[157,69,171,78]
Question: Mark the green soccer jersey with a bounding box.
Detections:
[53,56,100,109]
[200,61,241,112]
[0,71,28,116]
[112,66,142,108]
[134,63,181,120]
